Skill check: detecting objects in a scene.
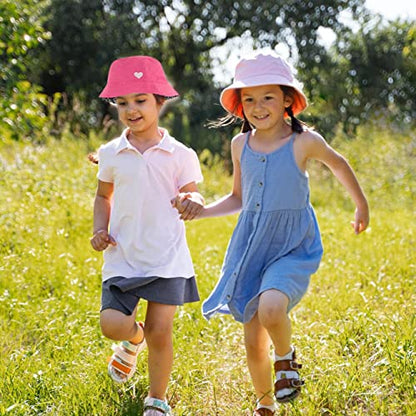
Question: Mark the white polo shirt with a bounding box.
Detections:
[97,128,203,281]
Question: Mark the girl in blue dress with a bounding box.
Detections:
[174,52,369,415]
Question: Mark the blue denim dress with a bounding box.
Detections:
[202,132,323,323]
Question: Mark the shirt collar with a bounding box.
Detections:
[115,128,175,154]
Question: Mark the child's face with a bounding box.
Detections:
[115,93,161,135]
[241,84,293,130]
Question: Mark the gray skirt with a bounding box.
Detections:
[101,275,199,315]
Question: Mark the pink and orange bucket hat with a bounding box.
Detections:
[99,55,179,99]
[220,53,307,118]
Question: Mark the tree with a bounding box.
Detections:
[33,0,369,151]
[0,0,53,140]
[313,17,416,133]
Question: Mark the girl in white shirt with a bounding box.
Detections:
[90,55,204,416]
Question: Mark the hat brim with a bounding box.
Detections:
[220,75,307,118]
[99,83,179,99]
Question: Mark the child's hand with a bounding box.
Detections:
[88,152,99,164]
[171,192,204,221]
[90,229,117,251]
[351,206,370,234]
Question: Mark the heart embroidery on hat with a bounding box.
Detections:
[134,71,143,79]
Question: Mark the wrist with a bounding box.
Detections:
[356,198,369,211]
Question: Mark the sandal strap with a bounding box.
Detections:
[121,340,139,353]
[274,377,304,390]
[109,356,134,376]
[253,408,275,416]
[121,322,146,353]
[274,358,302,372]
[121,339,143,354]
[111,344,138,365]
[144,397,171,414]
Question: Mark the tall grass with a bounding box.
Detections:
[0,126,415,415]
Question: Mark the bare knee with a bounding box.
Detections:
[258,303,287,327]
[144,322,173,349]
[258,290,289,329]
[100,309,133,340]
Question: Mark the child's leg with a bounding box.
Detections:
[258,289,302,402]
[244,314,275,407]
[100,306,144,343]
[144,301,177,400]
[101,306,146,383]
[257,290,291,355]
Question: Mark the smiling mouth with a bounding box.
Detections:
[254,115,269,120]
[129,116,143,122]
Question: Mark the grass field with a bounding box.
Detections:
[0,126,415,415]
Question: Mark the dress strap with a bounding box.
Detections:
[245,130,252,143]
[287,132,297,152]
[241,131,251,159]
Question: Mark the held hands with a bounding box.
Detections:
[351,205,370,235]
[171,192,204,221]
[90,229,117,251]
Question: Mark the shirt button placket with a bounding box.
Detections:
[226,153,266,306]
[256,155,266,212]
[225,271,238,301]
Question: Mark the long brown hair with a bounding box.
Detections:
[279,85,306,134]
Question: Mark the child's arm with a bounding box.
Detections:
[197,134,244,219]
[301,131,369,234]
[90,180,117,251]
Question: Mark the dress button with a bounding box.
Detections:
[260,156,266,162]
[256,203,260,208]
[226,294,231,300]
[259,182,263,187]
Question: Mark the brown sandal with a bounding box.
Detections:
[274,348,304,403]
[253,408,275,416]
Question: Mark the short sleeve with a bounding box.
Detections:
[97,146,114,183]
[177,148,203,189]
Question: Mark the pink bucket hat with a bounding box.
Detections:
[220,53,307,118]
[99,55,179,98]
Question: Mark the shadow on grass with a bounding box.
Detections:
[110,379,148,416]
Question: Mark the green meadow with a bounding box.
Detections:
[0,126,415,415]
